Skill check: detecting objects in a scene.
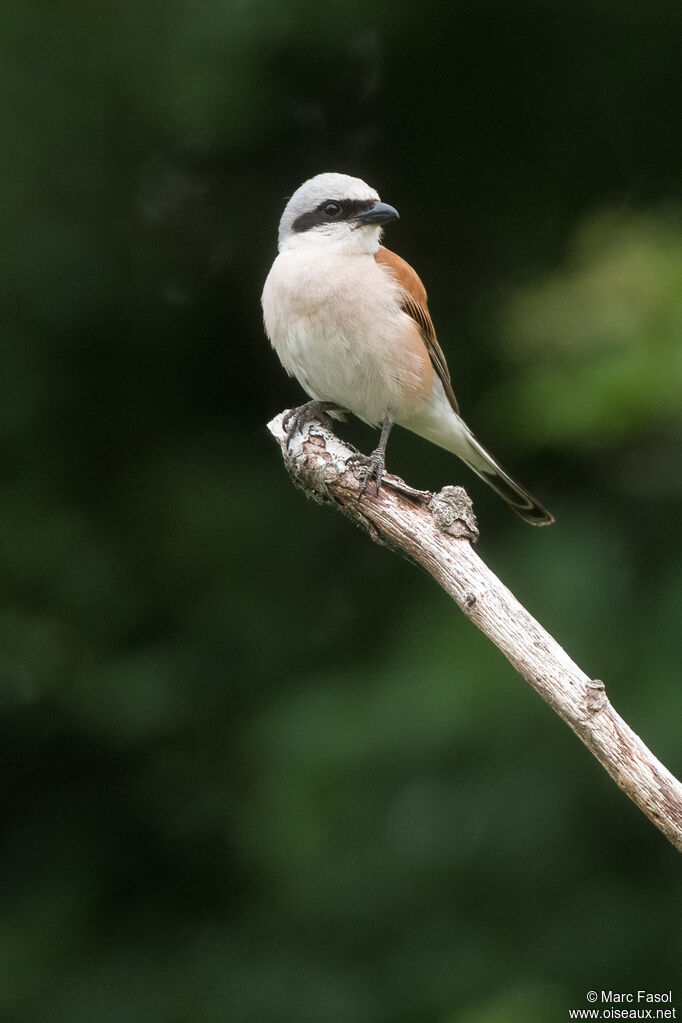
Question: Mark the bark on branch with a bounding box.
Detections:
[268,411,682,852]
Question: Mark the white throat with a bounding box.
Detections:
[279,221,383,256]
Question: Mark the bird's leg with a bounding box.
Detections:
[347,414,394,497]
[282,400,344,448]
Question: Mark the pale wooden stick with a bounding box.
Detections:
[268,411,682,851]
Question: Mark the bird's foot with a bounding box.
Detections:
[282,401,342,448]
[347,446,386,498]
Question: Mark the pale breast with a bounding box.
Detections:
[262,250,434,424]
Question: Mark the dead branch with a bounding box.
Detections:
[268,411,682,851]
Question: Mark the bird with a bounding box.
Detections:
[262,172,554,526]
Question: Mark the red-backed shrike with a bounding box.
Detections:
[262,172,553,525]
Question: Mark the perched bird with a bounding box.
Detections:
[262,172,553,525]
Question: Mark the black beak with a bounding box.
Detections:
[354,201,400,225]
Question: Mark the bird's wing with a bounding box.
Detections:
[374,245,459,414]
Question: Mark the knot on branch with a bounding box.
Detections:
[585,678,608,714]
[429,485,479,542]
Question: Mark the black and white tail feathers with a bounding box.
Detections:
[403,403,554,526]
[457,425,554,526]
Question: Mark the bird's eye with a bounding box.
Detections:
[323,201,342,218]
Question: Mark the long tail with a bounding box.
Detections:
[402,404,554,526]
[457,426,554,526]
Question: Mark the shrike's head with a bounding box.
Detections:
[277,172,399,255]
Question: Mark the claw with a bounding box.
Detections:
[282,401,341,448]
[345,414,393,498]
[347,448,386,497]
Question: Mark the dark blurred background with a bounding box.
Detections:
[1,1,681,1020]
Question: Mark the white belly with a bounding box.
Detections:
[262,250,432,425]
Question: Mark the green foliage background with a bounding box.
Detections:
[1,1,680,1020]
